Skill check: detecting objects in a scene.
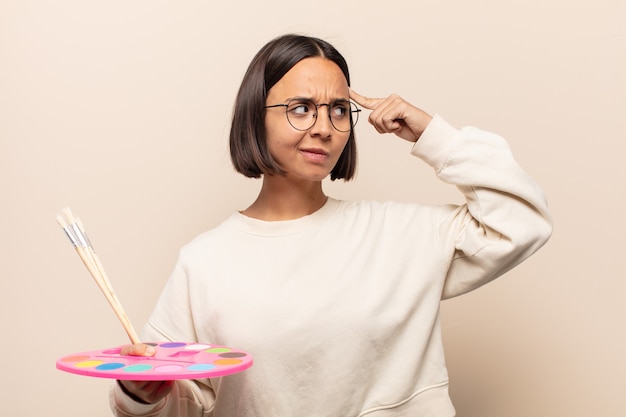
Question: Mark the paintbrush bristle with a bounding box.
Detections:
[61,207,76,224]
[56,214,68,228]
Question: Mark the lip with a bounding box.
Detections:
[299,147,330,163]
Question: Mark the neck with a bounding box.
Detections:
[241,176,327,221]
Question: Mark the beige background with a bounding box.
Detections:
[1,0,625,416]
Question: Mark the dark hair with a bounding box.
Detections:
[229,34,357,181]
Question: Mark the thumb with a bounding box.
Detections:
[121,343,156,357]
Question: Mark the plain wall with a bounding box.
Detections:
[1,0,625,416]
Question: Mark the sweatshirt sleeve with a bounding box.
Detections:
[109,258,216,416]
[411,114,553,299]
[110,379,215,417]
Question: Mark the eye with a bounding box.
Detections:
[287,101,313,117]
[330,102,350,118]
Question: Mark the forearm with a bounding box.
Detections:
[413,115,552,298]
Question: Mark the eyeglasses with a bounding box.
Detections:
[265,99,361,132]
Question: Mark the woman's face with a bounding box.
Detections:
[264,57,351,182]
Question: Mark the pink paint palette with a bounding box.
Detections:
[57,342,253,380]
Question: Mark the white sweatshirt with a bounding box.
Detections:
[110,115,552,417]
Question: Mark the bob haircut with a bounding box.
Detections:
[229,34,357,181]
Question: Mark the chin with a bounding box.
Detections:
[292,171,331,182]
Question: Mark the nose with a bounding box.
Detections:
[309,104,332,139]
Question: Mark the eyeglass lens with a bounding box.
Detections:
[285,99,359,132]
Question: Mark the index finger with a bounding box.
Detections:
[349,88,384,110]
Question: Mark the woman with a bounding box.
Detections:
[110,34,552,417]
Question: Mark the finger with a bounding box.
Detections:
[119,379,174,404]
[149,380,175,400]
[367,95,403,132]
[137,380,175,403]
[120,343,156,357]
[349,88,384,110]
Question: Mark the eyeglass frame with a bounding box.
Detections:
[264,98,361,132]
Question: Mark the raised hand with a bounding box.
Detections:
[350,89,433,142]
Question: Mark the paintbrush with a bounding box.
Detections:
[56,208,140,344]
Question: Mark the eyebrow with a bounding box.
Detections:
[286,96,350,103]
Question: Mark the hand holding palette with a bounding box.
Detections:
[55,208,253,380]
[57,342,253,380]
